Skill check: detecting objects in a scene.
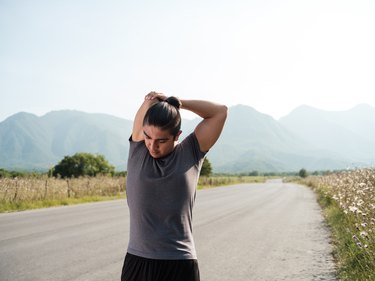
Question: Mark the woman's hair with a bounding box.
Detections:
[143,96,182,136]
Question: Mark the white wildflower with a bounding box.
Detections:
[356,199,364,206]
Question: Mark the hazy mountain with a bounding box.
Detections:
[0,112,54,170]
[0,105,374,173]
[0,110,132,171]
[209,105,349,172]
[279,104,375,163]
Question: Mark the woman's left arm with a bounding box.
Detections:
[181,100,228,152]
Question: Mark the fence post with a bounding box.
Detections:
[67,179,71,198]
[13,178,19,202]
[44,179,48,200]
[87,179,90,196]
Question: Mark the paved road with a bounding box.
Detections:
[0,180,336,281]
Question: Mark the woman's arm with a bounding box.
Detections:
[131,92,166,141]
[181,100,228,152]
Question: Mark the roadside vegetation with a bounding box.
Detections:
[299,168,375,281]
[198,175,265,189]
[3,152,374,280]
[0,155,271,212]
[0,173,268,212]
[0,175,125,212]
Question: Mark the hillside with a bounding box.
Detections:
[210,105,348,172]
[0,111,132,171]
[279,104,375,162]
[1,105,374,173]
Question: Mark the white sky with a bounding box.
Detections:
[1,0,375,122]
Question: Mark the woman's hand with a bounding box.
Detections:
[145,91,167,102]
[131,91,167,142]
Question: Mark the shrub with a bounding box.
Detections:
[299,168,308,178]
[200,157,212,177]
[50,153,115,178]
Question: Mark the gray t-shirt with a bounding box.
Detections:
[126,132,206,260]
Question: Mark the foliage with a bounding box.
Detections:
[200,157,212,177]
[299,168,308,178]
[0,168,40,178]
[248,170,259,176]
[303,169,375,280]
[50,153,115,178]
[0,169,15,178]
[114,171,127,177]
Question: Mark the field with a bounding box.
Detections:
[303,169,375,281]
[0,175,126,212]
[0,174,265,212]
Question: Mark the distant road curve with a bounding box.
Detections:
[0,179,336,281]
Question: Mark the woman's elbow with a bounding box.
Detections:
[220,105,228,119]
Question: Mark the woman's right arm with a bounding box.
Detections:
[131,92,166,141]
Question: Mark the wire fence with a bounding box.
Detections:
[0,175,125,204]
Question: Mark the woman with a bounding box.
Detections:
[121,91,227,281]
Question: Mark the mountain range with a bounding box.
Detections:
[1,104,374,173]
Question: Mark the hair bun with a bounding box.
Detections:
[165,96,182,109]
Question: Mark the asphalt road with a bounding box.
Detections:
[0,180,336,281]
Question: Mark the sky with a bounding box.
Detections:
[1,0,375,122]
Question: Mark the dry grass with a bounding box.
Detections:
[0,174,265,212]
[0,175,125,212]
[198,175,265,189]
[304,168,375,280]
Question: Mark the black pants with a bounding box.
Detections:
[121,253,200,281]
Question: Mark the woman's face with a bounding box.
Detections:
[143,125,181,158]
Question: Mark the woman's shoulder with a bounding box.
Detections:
[179,132,206,159]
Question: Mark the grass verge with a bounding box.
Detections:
[313,186,374,281]
[197,175,266,189]
[1,175,266,212]
[0,193,125,213]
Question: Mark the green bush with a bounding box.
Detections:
[299,168,308,178]
[50,153,115,178]
[200,158,212,177]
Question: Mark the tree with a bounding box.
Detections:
[51,153,115,178]
[299,168,308,178]
[200,157,212,177]
[248,170,259,176]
